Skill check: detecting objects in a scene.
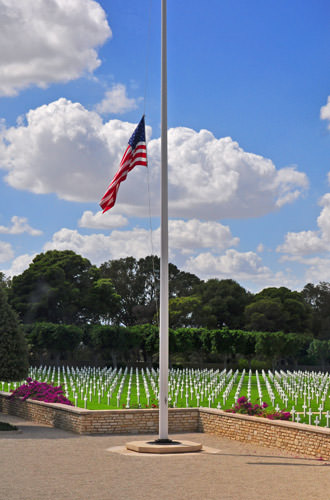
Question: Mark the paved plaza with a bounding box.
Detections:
[1,413,330,500]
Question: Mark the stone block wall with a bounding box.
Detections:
[199,408,330,459]
[0,392,198,435]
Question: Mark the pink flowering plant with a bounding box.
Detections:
[10,377,73,406]
[226,396,290,421]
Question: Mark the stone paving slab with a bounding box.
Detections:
[1,412,330,500]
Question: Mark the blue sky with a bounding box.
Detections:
[1,0,330,292]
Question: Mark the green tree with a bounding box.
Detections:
[308,339,330,369]
[0,285,29,381]
[100,255,201,326]
[27,322,83,364]
[245,299,285,332]
[10,250,119,325]
[87,278,121,324]
[89,324,139,366]
[99,256,146,326]
[210,328,236,367]
[130,324,160,365]
[195,279,251,329]
[255,331,288,370]
[302,282,330,338]
[169,295,202,328]
[245,287,311,333]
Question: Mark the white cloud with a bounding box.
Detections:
[1,253,36,277]
[0,99,308,220]
[168,219,239,253]
[185,249,272,281]
[0,98,148,202]
[0,0,111,96]
[304,256,330,283]
[148,130,308,219]
[0,241,14,262]
[0,216,42,235]
[320,96,330,128]
[78,210,128,229]
[42,218,238,265]
[96,84,139,114]
[277,193,330,256]
[277,230,325,256]
[280,254,330,284]
[43,227,156,264]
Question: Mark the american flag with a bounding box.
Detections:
[100,115,147,213]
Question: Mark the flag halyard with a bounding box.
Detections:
[100,115,147,213]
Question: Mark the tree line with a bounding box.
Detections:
[4,249,330,338]
[2,249,330,378]
[21,322,330,370]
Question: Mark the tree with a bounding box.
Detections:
[307,339,330,369]
[99,256,146,326]
[195,279,251,329]
[255,331,288,370]
[302,282,330,338]
[100,255,201,326]
[245,287,311,333]
[245,299,285,332]
[27,322,83,364]
[89,324,139,366]
[87,279,121,324]
[10,250,119,325]
[0,285,29,381]
[169,296,202,328]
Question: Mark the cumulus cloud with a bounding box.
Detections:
[1,253,36,277]
[96,84,139,114]
[0,241,14,263]
[168,219,239,253]
[0,0,111,96]
[78,210,128,229]
[185,249,272,281]
[42,219,238,265]
[43,227,156,265]
[0,99,308,220]
[0,216,42,235]
[303,256,330,283]
[0,98,148,202]
[277,193,330,255]
[150,129,308,219]
[320,96,330,128]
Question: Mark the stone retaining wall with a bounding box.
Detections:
[199,408,330,459]
[0,392,198,434]
[1,392,330,459]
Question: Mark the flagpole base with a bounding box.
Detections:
[154,438,174,444]
[126,439,202,454]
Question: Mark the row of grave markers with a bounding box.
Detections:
[2,366,330,427]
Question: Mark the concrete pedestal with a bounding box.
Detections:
[126,440,202,454]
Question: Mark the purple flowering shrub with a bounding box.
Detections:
[265,410,291,421]
[225,396,290,421]
[10,378,73,406]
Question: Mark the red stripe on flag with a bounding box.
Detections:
[100,125,147,213]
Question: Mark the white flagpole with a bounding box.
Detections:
[158,0,169,441]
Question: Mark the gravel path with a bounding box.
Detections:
[1,412,330,500]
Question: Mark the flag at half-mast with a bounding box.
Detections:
[100,115,147,213]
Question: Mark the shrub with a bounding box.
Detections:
[226,396,290,421]
[10,378,73,406]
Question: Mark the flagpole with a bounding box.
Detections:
[126,0,202,455]
[158,0,169,441]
